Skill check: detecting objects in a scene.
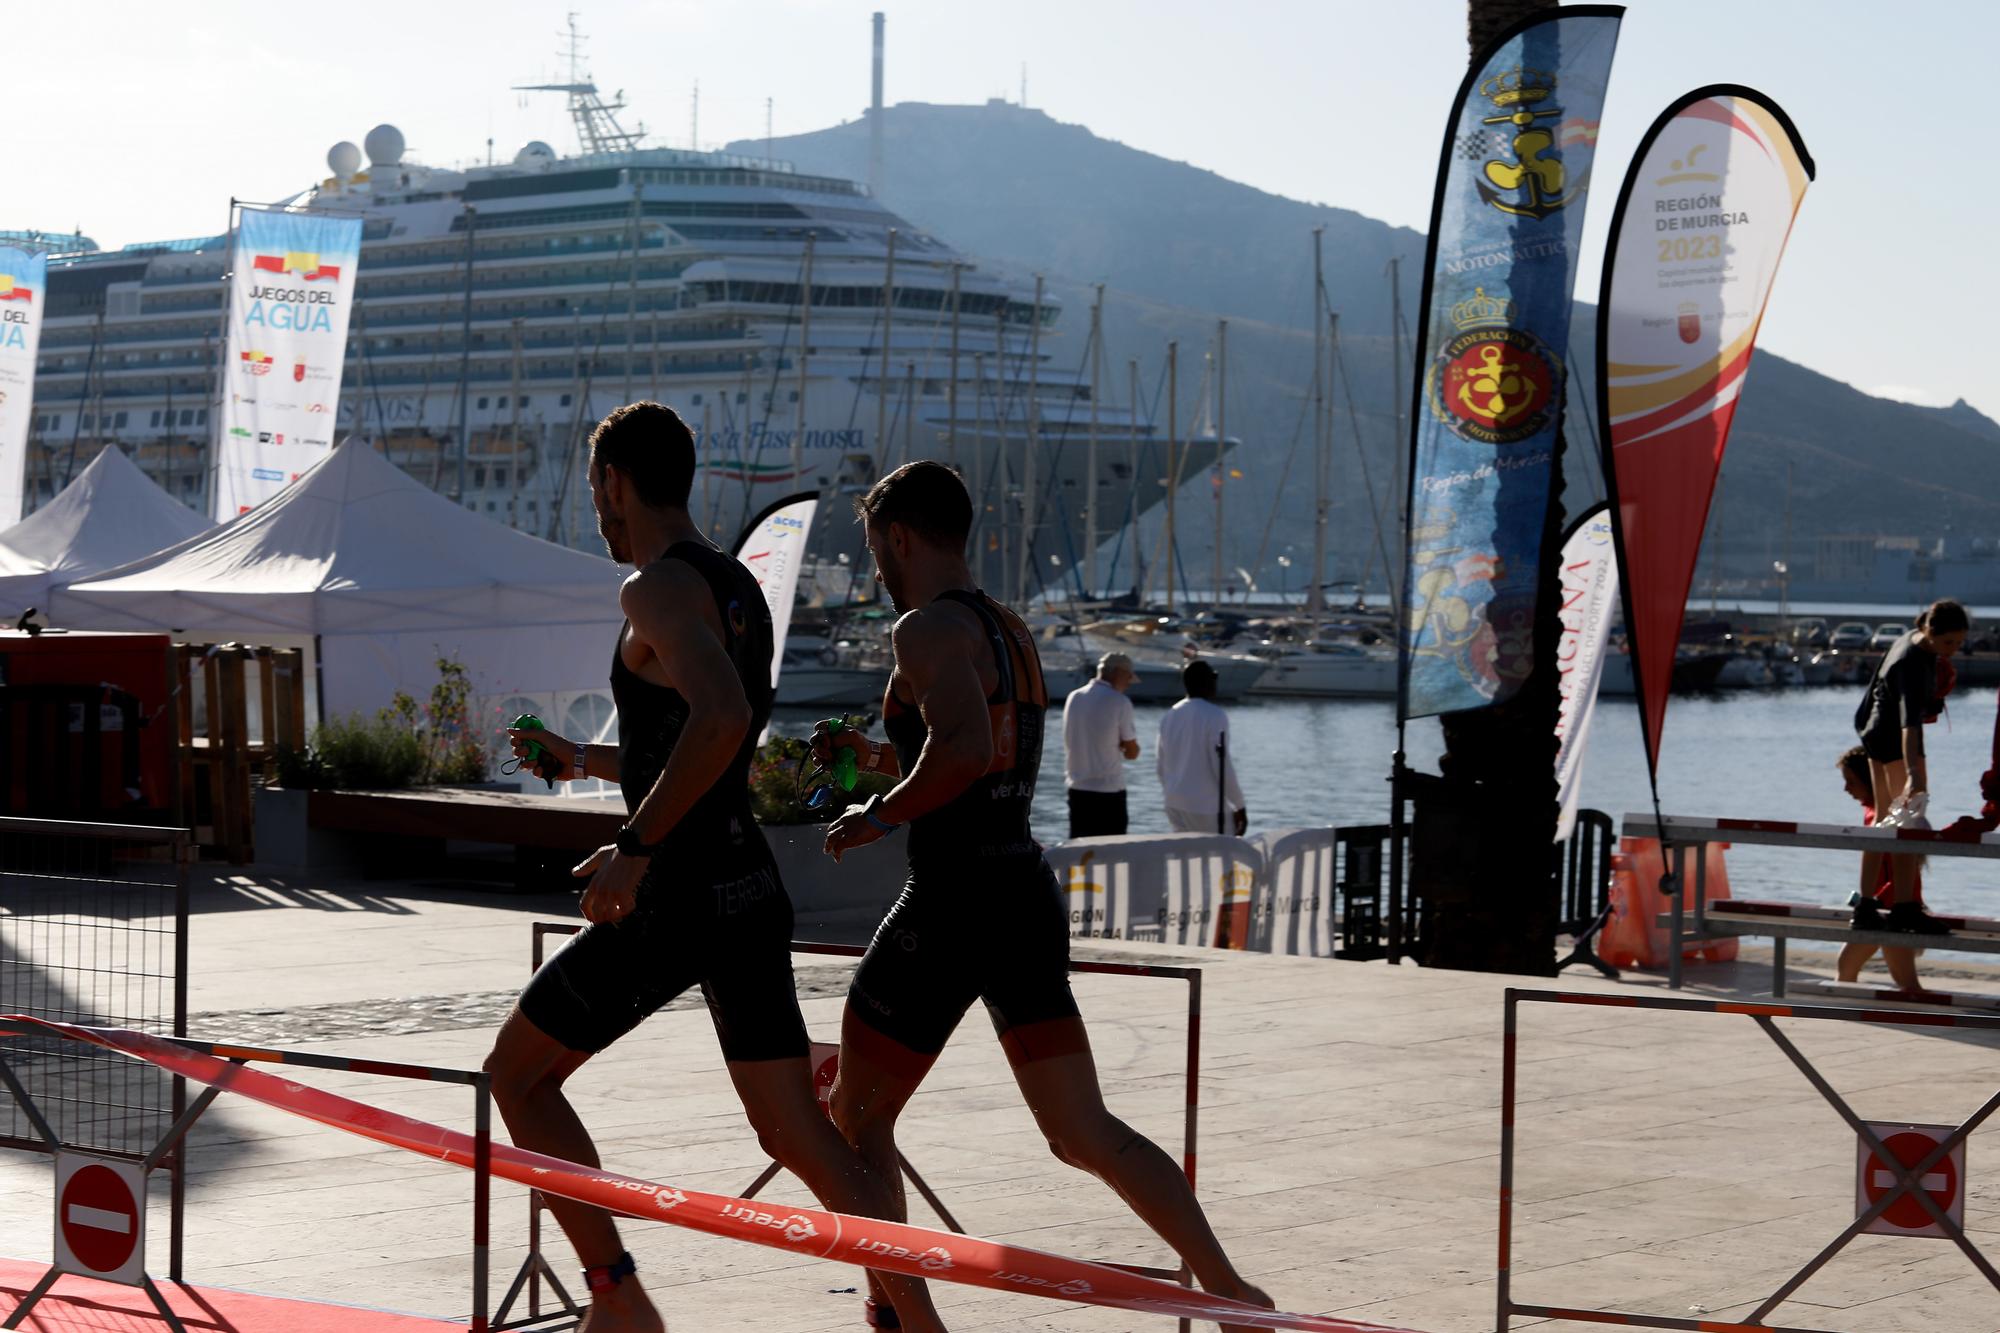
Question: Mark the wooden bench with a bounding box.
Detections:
[1625,813,2000,998]
[304,786,622,849]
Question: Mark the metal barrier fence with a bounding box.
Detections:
[501,923,1204,1333]
[0,818,190,1269]
[0,1021,493,1333]
[1499,988,2000,1332]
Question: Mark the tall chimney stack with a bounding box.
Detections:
[869,12,885,197]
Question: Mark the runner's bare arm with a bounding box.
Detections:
[622,562,754,842]
[875,609,991,827]
[1904,724,1928,798]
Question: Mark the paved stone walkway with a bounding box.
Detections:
[3,868,1999,1331]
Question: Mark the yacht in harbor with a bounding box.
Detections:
[12,37,1229,605]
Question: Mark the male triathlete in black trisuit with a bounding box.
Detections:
[816,462,1274,1331]
[485,404,944,1333]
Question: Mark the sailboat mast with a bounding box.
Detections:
[1128,357,1141,592]
[1165,340,1178,615]
[1086,283,1103,599]
[1019,273,1042,604]
[877,228,896,472]
[454,205,477,501]
[946,262,962,472]
[793,230,815,489]
[1309,228,1328,617]
[1213,318,1228,610]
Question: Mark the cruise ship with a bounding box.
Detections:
[12,48,1228,604]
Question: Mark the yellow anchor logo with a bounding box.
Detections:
[1457,343,1541,428]
[1474,67,1587,220]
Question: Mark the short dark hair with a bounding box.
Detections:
[1838,744,1871,787]
[588,401,695,509]
[854,461,972,550]
[1920,599,1970,636]
[1182,659,1218,700]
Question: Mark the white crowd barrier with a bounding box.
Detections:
[1044,827,1339,957]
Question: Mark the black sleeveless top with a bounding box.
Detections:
[882,589,1048,868]
[611,541,775,868]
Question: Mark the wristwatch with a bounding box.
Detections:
[615,824,662,857]
[862,794,900,834]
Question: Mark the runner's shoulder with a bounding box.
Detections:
[891,600,983,662]
[620,557,714,634]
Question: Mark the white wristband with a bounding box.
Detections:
[574,743,587,781]
[865,743,881,772]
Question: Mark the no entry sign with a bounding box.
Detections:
[53,1151,147,1283]
[1856,1122,1965,1238]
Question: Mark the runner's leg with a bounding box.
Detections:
[728,1055,944,1331]
[1001,1018,1273,1332]
[485,1009,663,1333]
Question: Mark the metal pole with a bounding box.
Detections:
[973,351,988,587]
[1086,283,1103,600]
[794,230,815,491]
[902,361,916,469]
[473,1075,492,1333]
[1019,274,1043,603]
[1309,229,1328,617]
[1213,318,1228,610]
[946,262,961,472]
[877,228,896,470]
[1497,990,1518,1332]
[454,205,477,501]
[624,186,638,404]
[1165,341,1178,616]
[1128,356,1141,594]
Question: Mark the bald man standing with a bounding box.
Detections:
[1063,651,1140,838]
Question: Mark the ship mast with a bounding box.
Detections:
[514,14,647,156]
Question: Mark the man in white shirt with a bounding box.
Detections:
[1156,660,1248,835]
[1062,652,1140,837]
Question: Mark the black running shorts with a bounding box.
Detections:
[848,854,1081,1059]
[520,857,809,1062]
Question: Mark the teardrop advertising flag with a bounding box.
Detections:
[0,246,48,527]
[732,490,818,691]
[1400,6,1623,720]
[213,206,362,520]
[1554,502,1617,842]
[1596,88,1813,773]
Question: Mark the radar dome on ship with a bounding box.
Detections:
[514,141,557,169]
[327,141,363,180]
[364,124,406,166]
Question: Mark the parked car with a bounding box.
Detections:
[1829,622,1874,650]
[1790,618,1829,648]
[1871,623,1909,650]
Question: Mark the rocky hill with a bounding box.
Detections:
[733,103,2000,596]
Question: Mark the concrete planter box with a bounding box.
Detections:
[253,786,371,874]
[762,821,905,930]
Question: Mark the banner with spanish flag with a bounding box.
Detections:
[1399,6,1623,719]
[0,246,48,526]
[213,207,362,519]
[1597,88,1812,773]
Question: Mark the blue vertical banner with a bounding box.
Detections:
[0,247,48,526]
[1399,7,1623,720]
[214,207,362,519]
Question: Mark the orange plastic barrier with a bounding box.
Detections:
[1600,836,1739,968]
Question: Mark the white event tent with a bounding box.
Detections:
[52,441,625,728]
[0,446,214,618]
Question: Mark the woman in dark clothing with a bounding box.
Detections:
[1853,599,1968,933]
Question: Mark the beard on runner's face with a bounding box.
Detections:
[867,525,908,613]
[590,466,633,564]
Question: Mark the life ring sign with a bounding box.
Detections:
[54,1152,148,1285]
[1856,1122,1965,1239]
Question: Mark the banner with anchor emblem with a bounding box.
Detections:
[1398,6,1622,719]
[1596,87,1813,774]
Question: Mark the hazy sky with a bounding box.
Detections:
[14,1,1993,417]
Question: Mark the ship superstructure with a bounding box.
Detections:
[18,47,1226,604]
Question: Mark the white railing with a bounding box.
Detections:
[1043,827,1339,957]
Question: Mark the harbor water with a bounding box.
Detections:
[1006,689,1999,921]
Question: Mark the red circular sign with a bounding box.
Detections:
[1864,1131,1958,1231]
[60,1163,140,1273]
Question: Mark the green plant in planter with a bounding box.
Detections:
[271,655,490,790]
[749,720,895,826]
